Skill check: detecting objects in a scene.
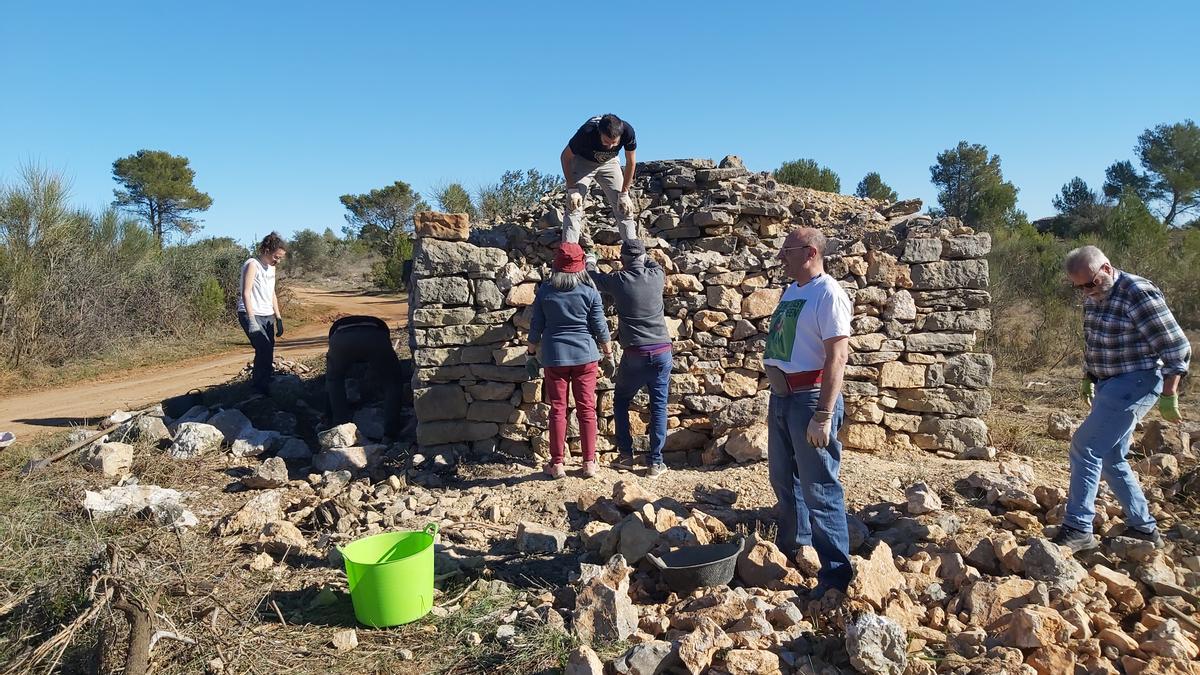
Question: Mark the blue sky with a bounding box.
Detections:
[2,1,1197,245]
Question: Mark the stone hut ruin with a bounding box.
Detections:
[407,157,993,466]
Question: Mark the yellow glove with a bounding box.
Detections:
[1080,380,1094,406]
[1159,394,1181,422]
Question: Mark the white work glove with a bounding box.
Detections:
[600,352,618,380]
[618,191,635,217]
[584,253,598,270]
[567,191,584,211]
[246,316,263,334]
[806,410,835,448]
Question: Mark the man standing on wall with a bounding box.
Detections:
[585,240,672,477]
[1053,245,1190,552]
[763,227,854,597]
[561,114,639,244]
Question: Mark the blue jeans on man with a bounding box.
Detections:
[1064,368,1161,534]
[613,349,672,465]
[767,390,852,591]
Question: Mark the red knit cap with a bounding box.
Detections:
[554,242,586,273]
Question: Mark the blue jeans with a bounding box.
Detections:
[237,312,276,394]
[613,349,672,465]
[767,390,852,590]
[1064,369,1161,534]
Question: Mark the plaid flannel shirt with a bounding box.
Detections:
[1083,270,1191,380]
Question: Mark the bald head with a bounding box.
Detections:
[778,227,827,282]
[784,227,828,255]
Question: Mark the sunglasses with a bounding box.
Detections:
[1072,265,1109,290]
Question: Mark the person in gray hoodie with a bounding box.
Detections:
[586,240,673,476]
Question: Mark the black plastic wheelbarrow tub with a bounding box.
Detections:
[646,536,745,594]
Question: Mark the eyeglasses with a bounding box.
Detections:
[778,245,817,254]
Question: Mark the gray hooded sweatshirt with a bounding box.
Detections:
[587,257,671,348]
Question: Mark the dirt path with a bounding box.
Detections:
[0,286,407,441]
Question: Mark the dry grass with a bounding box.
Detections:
[0,291,335,398]
[0,428,587,674]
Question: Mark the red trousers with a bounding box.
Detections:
[543,362,598,463]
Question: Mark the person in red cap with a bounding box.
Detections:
[527,243,613,478]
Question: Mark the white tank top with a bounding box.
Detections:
[237,258,276,316]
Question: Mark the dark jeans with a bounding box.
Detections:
[767,390,852,591]
[326,326,404,437]
[238,312,275,394]
[613,349,672,465]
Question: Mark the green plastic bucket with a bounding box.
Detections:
[339,524,437,627]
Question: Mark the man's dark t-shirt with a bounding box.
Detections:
[568,116,637,164]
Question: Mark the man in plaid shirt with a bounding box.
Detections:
[1053,245,1191,552]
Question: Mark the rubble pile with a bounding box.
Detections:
[60,355,1200,674]
[408,157,995,465]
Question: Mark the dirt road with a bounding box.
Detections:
[0,287,407,441]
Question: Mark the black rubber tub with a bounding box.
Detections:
[645,536,745,594]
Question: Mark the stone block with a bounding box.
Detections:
[415,276,470,305]
[909,260,989,290]
[414,211,469,241]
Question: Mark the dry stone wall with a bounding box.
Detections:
[408,158,994,465]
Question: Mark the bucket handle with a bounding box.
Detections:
[424,523,438,537]
[645,553,666,570]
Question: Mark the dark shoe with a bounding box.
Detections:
[1051,525,1099,553]
[647,463,668,478]
[1121,527,1164,548]
[610,454,636,471]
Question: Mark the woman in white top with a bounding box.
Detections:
[238,232,287,395]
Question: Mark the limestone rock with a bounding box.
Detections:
[82,442,134,478]
[677,617,733,674]
[242,457,289,489]
[736,536,798,589]
[516,522,567,553]
[905,482,942,515]
[565,645,604,675]
[168,422,224,459]
[275,437,313,460]
[723,649,782,675]
[318,423,360,450]
[208,408,254,444]
[993,606,1072,649]
[849,541,908,611]
[414,211,469,241]
[725,424,768,463]
[229,429,281,458]
[218,490,284,536]
[574,555,638,644]
[846,613,908,675]
[612,641,676,675]
[1023,538,1086,591]
[613,481,659,510]
[1047,411,1078,440]
[312,445,384,474]
[121,415,171,444]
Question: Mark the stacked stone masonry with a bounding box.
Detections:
[408,157,993,466]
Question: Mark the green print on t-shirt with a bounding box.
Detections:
[764,299,807,361]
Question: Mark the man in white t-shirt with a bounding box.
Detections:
[762,227,854,597]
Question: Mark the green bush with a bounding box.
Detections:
[194,276,226,324]
[0,167,251,367]
[986,210,1200,373]
[372,235,414,291]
